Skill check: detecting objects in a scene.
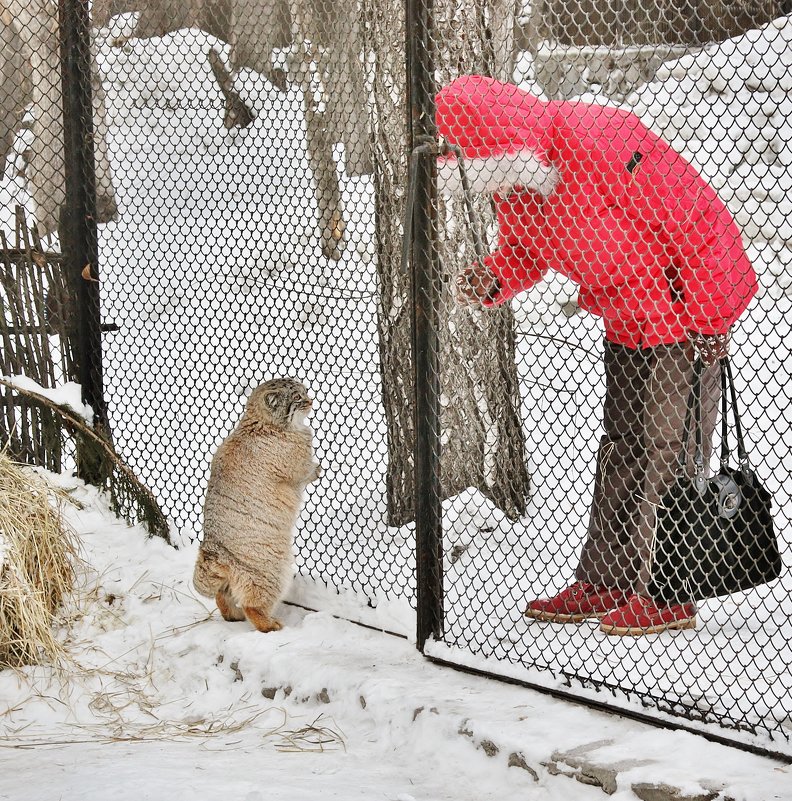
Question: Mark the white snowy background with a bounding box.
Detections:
[1,471,789,800]
[1,8,791,799]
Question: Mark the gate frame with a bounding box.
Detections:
[51,0,792,766]
[59,0,112,486]
[406,0,444,652]
[403,0,792,765]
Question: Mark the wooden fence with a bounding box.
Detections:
[0,208,76,472]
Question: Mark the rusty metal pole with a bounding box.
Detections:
[406,0,443,651]
[59,0,111,481]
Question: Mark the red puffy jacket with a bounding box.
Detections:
[435,76,758,349]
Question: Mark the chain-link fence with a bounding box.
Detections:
[413,0,792,759]
[89,1,418,608]
[1,0,790,760]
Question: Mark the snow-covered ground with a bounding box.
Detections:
[1,3,791,776]
[1,479,789,801]
[436,17,792,754]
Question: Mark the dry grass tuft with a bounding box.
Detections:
[0,453,78,667]
[274,715,347,753]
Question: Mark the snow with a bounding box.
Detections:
[1,479,788,800]
[1,6,791,797]
[0,375,95,425]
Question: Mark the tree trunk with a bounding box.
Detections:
[365,0,530,526]
[0,10,31,173]
[208,47,256,129]
[4,0,66,237]
[1,1,116,235]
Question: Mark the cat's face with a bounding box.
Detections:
[246,379,313,428]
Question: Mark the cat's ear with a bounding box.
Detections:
[264,392,282,411]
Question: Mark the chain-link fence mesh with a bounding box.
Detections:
[88,2,416,606]
[421,0,792,758]
[2,1,415,609]
[1,0,790,758]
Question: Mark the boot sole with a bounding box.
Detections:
[524,609,609,624]
[600,617,697,636]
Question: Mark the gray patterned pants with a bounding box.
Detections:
[575,340,721,597]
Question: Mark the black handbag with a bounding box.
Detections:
[647,357,782,605]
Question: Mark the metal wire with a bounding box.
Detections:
[1,0,790,761]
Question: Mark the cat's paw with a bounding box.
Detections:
[216,591,246,622]
[243,606,283,633]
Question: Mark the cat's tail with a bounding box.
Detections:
[192,547,227,598]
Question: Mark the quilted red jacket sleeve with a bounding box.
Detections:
[480,189,551,306]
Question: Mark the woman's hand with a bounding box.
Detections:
[687,330,730,366]
[455,264,501,306]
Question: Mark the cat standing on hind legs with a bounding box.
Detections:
[193,378,321,633]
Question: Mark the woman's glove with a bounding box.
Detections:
[687,330,730,366]
[455,264,501,306]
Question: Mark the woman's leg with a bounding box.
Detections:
[528,341,719,624]
[576,341,651,591]
[577,342,720,596]
[633,344,720,597]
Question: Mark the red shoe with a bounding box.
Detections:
[599,594,697,636]
[524,581,628,623]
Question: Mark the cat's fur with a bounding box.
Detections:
[193,378,321,632]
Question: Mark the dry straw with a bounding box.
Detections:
[0,452,78,667]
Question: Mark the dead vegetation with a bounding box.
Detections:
[0,451,78,667]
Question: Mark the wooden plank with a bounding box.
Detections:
[0,214,72,469]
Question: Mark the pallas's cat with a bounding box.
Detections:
[193,378,321,632]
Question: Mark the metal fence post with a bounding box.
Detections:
[58,0,111,479]
[406,0,443,651]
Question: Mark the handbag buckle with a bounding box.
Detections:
[711,474,742,519]
[693,473,708,494]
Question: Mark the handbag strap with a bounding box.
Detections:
[723,356,750,471]
[720,365,729,471]
[681,355,750,477]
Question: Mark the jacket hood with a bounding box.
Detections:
[435,76,559,196]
